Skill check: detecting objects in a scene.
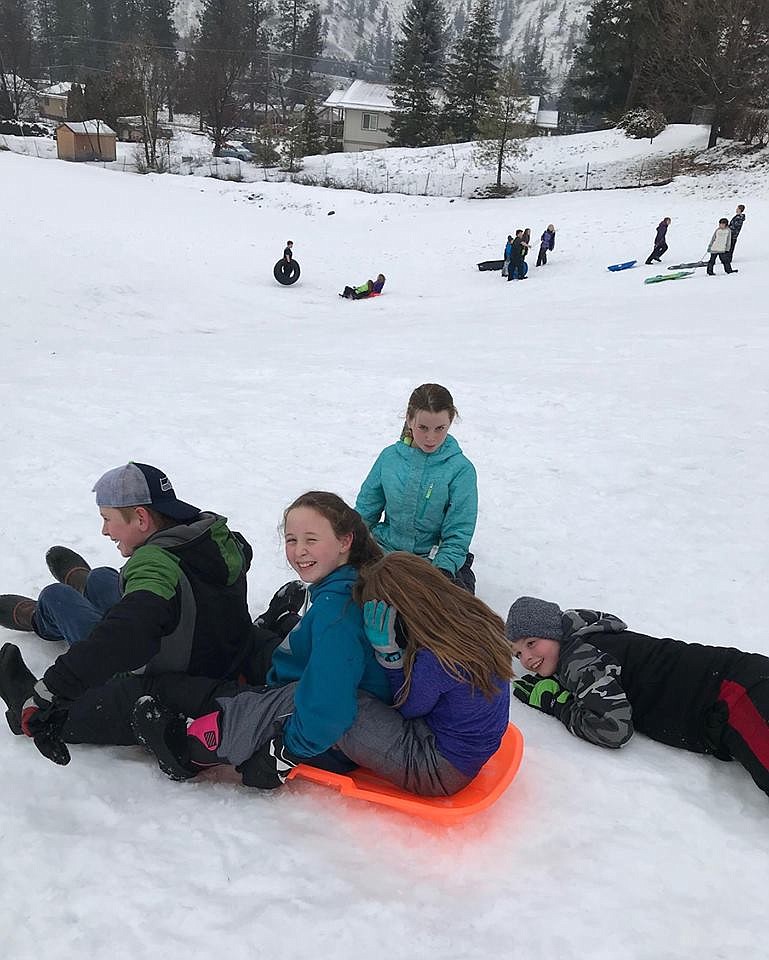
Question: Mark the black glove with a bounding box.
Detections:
[21,681,71,765]
[512,675,571,719]
[237,727,301,790]
[254,581,307,638]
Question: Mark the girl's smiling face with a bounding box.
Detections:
[284,506,353,584]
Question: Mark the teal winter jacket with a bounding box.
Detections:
[355,435,478,575]
[267,565,391,757]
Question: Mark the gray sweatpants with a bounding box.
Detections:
[336,693,472,797]
[216,685,471,797]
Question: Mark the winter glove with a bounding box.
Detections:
[512,675,571,718]
[254,580,307,638]
[237,726,301,790]
[21,680,71,766]
[363,600,407,669]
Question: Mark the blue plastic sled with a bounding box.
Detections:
[607,260,637,272]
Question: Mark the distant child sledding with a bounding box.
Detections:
[507,596,769,800]
[645,217,671,264]
[340,274,385,299]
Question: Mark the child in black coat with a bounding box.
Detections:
[506,596,769,800]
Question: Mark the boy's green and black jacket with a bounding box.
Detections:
[43,513,253,703]
[554,609,761,754]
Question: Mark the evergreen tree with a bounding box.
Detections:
[0,0,34,118]
[301,94,324,153]
[388,0,446,147]
[440,0,498,142]
[474,60,531,189]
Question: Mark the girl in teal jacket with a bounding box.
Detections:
[355,383,478,593]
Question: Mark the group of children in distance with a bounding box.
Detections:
[503,225,557,281]
[2,381,769,805]
[645,205,746,274]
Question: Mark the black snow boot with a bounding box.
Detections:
[0,642,38,734]
[0,595,37,632]
[46,546,91,594]
[131,696,198,781]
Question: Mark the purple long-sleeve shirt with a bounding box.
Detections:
[388,649,510,777]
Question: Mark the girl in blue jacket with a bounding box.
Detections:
[355,383,479,593]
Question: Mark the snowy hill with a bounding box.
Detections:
[173,0,591,88]
[2,147,769,959]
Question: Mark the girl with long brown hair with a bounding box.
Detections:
[332,552,513,796]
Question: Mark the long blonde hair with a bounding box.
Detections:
[353,552,513,704]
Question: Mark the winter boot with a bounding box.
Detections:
[45,546,91,594]
[0,595,37,632]
[0,642,38,735]
[132,696,197,781]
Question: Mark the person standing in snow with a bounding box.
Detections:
[508,230,524,281]
[503,235,513,278]
[536,224,556,267]
[355,383,478,593]
[706,218,737,275]
[728,205,746,260]
[506,596,769,801]
[645,217,671,264]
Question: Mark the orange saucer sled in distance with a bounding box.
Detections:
[287,723,524,824]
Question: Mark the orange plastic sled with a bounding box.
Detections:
[287,723,524,824]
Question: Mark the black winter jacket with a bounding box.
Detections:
[43,513,253,702]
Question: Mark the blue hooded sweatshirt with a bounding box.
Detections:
[268,564,391,757]
[355,435,478,575]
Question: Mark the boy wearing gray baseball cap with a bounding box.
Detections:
[0,463,254,751]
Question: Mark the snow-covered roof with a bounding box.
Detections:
[324,89,345,107]
[536,109,559,129]
[59,120,116,136]
[41,82,73,97]
[323,80,396,114]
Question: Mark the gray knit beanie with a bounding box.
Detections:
[505,596,564,643]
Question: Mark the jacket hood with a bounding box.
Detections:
[145,512,247,587]
[559,607,628,659]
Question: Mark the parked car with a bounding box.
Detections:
[218,143,252,160]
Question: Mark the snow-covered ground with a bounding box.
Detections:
[1,122,716,197]
[1,146,768,960]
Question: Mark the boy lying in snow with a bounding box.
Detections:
[507,596,769,800]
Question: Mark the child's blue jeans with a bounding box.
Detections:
[33,567,121,645]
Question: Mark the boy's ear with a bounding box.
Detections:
[134,506,154,531]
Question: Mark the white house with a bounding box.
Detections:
[38,82,73,120]
[324,82,559,152]
[323,80,396,152]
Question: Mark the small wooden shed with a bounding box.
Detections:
[56,120,117,162]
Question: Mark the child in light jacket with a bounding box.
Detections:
[707,218,737,275]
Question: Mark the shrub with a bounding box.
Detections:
[617,108,667,140]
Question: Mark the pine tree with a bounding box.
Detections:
[301,94,324,153]
[440,0,498,142]
[388,0,447,147]
[474,61,531,189]
[0,0,34,118]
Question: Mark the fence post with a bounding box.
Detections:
[356,166,359,190]
[460,172,465,196]
[584,162,590,189]
[425,171,430,195]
